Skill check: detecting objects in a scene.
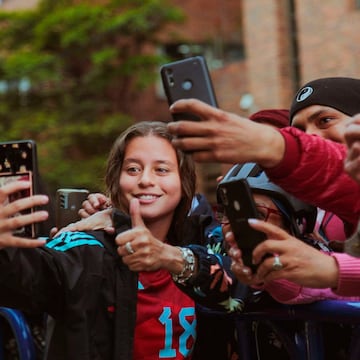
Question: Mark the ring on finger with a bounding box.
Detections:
[272,254,283,271]
[125,241,135,255]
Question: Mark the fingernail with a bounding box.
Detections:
[225,231,232,239]
[248,218,259,224]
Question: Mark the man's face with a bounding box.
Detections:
[291,105,352,144]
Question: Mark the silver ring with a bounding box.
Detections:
[272,254,283,271]
[125,242,135,255]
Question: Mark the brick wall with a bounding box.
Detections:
[0,0,38,10]
[7,0,360,201]
[241,0,360,110]
[295,0,360,83]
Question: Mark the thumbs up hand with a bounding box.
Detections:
[115,199,167,271]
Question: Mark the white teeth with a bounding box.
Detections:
[138,195,157,200]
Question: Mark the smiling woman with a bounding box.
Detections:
[0,120,245,360]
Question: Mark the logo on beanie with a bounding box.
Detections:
[296,86,313,102]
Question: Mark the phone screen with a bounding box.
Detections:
[0,140,38,237]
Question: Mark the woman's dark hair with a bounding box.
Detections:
[105,121,196,242]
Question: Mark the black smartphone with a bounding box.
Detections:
[160,55,218,121]
[218,178,266,271]
[0,140,39,238]
[56,188,90,229]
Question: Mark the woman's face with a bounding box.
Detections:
[253,193,284,229]
[291,105,352,143]
[119,135,182,226]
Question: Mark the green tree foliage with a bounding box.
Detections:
[0,0,183,194]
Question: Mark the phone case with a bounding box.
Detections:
[56,188,89,229]
[0,140,39,238]
[160,56,218,121]
[218,178,266,270]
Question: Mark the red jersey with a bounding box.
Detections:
[134,269,196,359]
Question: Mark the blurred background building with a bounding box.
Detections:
[2,0,360,202]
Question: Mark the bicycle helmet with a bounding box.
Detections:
[217,163,317,237]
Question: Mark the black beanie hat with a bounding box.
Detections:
[289,77,360,123]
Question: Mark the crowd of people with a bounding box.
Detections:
[0,76,360,359]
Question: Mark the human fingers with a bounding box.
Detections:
[253,251,287,282]
[254,243,336,288]
[346,141,360,161]
[0,181,32,203]
[228,247,258,285]
[49,227,58,238]
[344,115,360,147]
[344,143,360,183]
[248,219,290,264]
[0,234,46,249]
[58,209,114,235]
[88,193,110,208]
[78,208,90,218]
[116,226,152,257]
[0,195,49,219]
[169,99,223,126]
[79,193,111,219]
[129,198,145,228]
[223,229,238,249]
[0,210,49,235]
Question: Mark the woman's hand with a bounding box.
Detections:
[116,199,186,275]
[0,181,49,248]
[53,208,114,237]
[222,223,263,286]
[78,193,111,218]
[249,219,339,288]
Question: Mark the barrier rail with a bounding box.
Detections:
[0,307,36,360]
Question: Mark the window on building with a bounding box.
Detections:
[162,42,244,70]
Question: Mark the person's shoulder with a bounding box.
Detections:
[45,231,106,252]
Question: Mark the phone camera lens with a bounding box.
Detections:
[182,80,192,91]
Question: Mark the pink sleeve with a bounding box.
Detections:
[331,253,360,296]
[261,277,360,304]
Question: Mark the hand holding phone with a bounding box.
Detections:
[218,178,266,271]
[160,56,218,121]
[0,140,39,238]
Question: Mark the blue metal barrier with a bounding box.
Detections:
[236,300,360,360]
[0,307,36,360]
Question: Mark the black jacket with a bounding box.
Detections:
[0,210,247,359]
[0,211,137,360]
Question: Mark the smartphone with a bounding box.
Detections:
[160,55,218,121]
[56,189,89,229]
[0,140,39,238]
[217,178,266,271]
